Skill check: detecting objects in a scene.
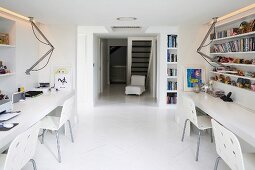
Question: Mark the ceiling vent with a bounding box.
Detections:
[111,26,142,32]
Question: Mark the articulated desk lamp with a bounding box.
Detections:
[197,17,228,68]
[25,17,55,75]
[197,17,234,102]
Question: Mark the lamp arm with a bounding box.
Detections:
[197,17,228,68]
[25,17,55,75]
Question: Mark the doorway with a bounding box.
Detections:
[109,46,127,84]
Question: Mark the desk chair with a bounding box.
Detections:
[40,96,75,163]
[0,122,40,170]
[181,96,213,161]
[212,119,255,170]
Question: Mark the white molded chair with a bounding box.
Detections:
[181,96,213,161]
[125,75,146,95]
[40,96,75,163]
[212,119,255,170]
[0,122,40,170]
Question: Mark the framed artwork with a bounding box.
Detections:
[184,66,206,91]
[52,66,72,91]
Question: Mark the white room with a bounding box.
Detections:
[0,1,255,170]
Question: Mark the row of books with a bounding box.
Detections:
[211,37,255,53]
[167,50,177,62]
[167,81,177,91]
[168,35,177,48]
[167,93,177,104]
[210,28,239,40]
[167,68,177,76]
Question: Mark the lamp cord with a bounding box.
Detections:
[30,24,53,71]
[200,26,217,68]
[32,25,49,45]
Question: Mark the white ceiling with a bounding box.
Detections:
[0,0,254,25]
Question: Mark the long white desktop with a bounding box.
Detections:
[183,92,255,149]
[0,90,74,152]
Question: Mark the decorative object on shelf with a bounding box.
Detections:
[0,61,10,75]
[249,19,255,32]
[220,92,233,102]
[0,33,9,45]
[239,21,249,34]
[184,66,205,91]
[167,35,177,48]
[193,83,201,93]
[25,17,55,75]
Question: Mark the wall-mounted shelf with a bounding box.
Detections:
[210,62,255,67]
[167,47,177,50]
[167,90,177,93]
[210,71,255,81]
[0,44,15,48]
[210,51,255,55]
[213,80,255,93]
[167,76,177,79]
[0,73,15,77]
[213,31,255,42]
[167,62,177,65]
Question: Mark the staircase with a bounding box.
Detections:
[130,40,152,82]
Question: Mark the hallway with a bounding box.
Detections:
[96,84,157,106]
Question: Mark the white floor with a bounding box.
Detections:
[23,85,230,170]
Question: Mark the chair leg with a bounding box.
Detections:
[210,128,214,143]
[67,120,74,143]
[30,159,37,170]
[214,157,221,170]
[181,119,189,142]
[41,129,46,144]
[55,131,61,163]
[195,130,201,161]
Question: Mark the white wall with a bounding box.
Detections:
[0,13,39,96]
[175,24,209,126]
[37,24,76,89]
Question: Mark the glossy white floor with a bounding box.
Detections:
[24,85,230,170]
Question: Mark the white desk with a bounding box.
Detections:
[184,92,255,148]
[0,91,74,152]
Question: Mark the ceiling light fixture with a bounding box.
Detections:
[0,7,29,21]
[116,17,137,21]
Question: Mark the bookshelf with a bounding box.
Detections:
[166,34,178,105]
[209,14,255,93]
[0,16,16,93]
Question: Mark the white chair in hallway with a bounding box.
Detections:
[125,75,146,95]
[0,122,40,170]
[212,119,255,170]
[40,96,75,163]
[181,95,213,161]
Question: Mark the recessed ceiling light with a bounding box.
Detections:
[116,17,137,21]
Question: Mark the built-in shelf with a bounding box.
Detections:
[167,90,177,93]
[167,62,177,64]
[210,62,255,67]
[213,31,255,42]
[167,47,177,50]
[213,80,255,93]
[210,51,255,55]
[167,76,177,79]
[210,71,255,81]
[0,73,15,77]
[0,44,15,48]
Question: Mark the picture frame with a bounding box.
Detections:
[183,66,206,92]
[52,66,72,91]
